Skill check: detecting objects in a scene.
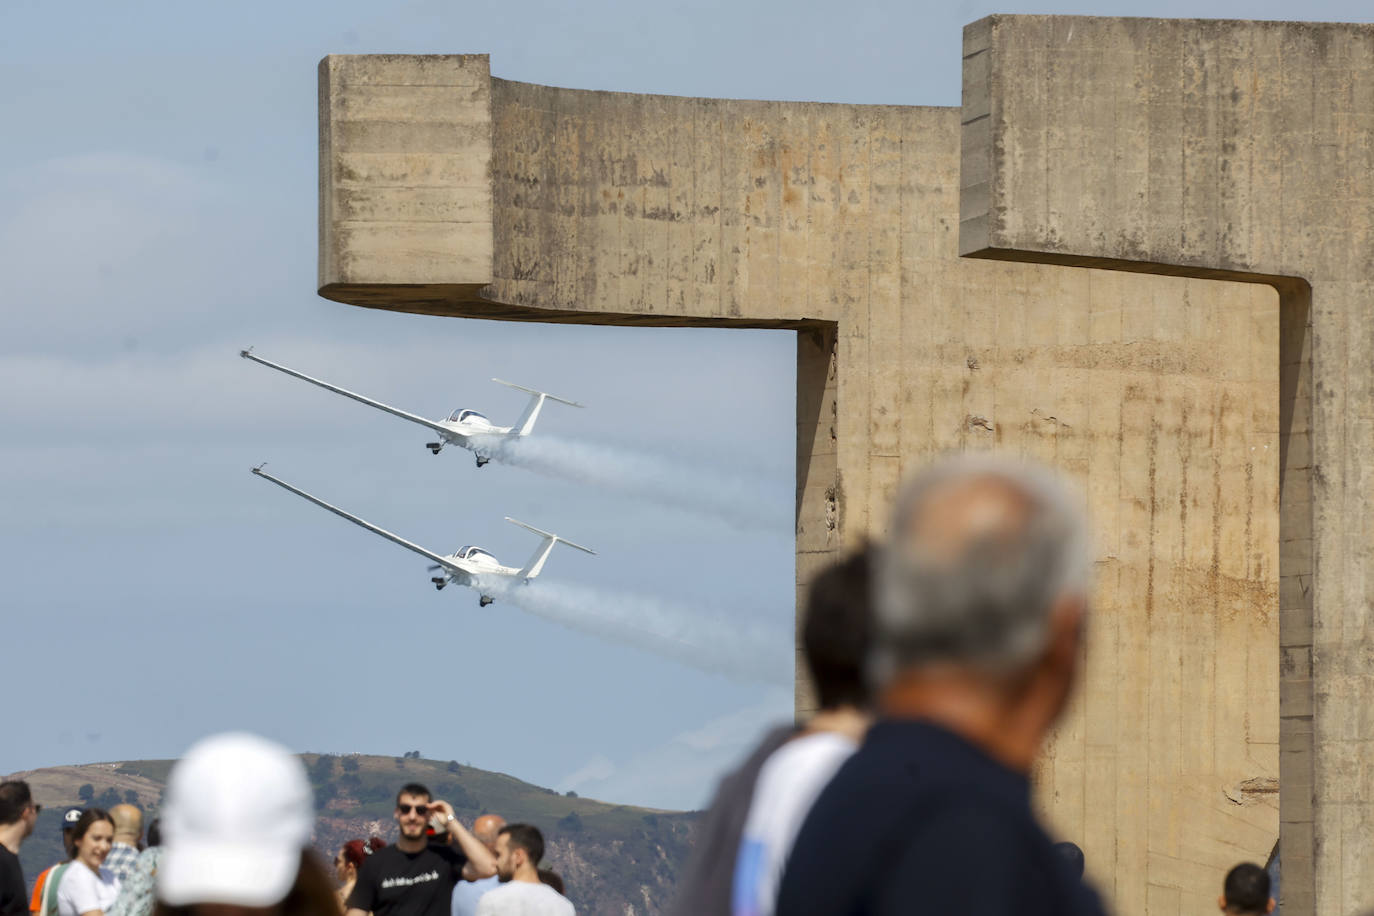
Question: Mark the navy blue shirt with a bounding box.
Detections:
[776,720,1108,916]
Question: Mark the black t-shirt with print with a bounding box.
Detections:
[346,842,468,916]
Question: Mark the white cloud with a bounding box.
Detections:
[558,687,792,810]
[559,755,616,787]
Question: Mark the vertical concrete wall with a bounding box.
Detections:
[959,17,1372,913]
[319,57,1284,914]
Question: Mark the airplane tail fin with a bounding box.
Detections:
[506,517,596,580]
[493,379,584,436]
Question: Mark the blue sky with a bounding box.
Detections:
[3,0,1371,811]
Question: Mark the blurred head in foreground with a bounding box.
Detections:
[1220,863,1274,915]
[155,732,336,916]
[872,453,1092,771]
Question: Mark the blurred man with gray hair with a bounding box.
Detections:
[776,454,1107,916]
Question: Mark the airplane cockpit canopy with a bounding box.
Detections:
[448,409,489,424]
[455,545,497,563]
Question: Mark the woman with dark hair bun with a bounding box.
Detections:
[334,838,385,912]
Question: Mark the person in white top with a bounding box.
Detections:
[452,815,506,916]
[57,809,120,916]
[731,548,875,916]
[475,825,573,916]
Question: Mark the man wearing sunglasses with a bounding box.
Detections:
[345,783,496,916]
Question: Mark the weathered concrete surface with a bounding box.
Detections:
[319,55,493,301]
[319,56,1281,915]
[959,15,1369,914]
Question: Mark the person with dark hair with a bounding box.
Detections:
[29,809,83,916]
[335,838,386,911]
[451,815,505,916]
[777,454,1107,916]
[730,547,875,916]
[56,809,118,916]
[670,546,878,916]
[107,820,161,916]
[152,733,336,916]
[345,783,494,916]
[1220,863,1274,915]
[0,781,39,916]
[475,825,571,916]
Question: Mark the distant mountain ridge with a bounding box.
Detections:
[8,753,698,915]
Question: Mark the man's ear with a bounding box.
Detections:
[1266,898,1275,914]
[1217,893,1227,912]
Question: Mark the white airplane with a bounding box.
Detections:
[251,466,595,606]
[240,348,583,467]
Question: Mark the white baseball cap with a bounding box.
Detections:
[158,732,314,907]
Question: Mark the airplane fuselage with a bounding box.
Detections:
[425,411,518,463]
[432,545,528,604]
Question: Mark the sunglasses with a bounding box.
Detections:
[397,804,430,815]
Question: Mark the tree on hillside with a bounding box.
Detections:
[123,790,139,806]
[447,761,460,774]
[314,783,338,810]
[78,784,93,803]
[95,788,122,809]
[342,757,360,773]
[310,755,336,783]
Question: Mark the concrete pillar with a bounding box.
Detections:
[959,16,1374,913]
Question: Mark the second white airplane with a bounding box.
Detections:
[251,466,595,606]
[241,348,583,467]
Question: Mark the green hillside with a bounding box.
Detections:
[12,754,700,915]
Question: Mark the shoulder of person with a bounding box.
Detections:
[55,866,92,903]
[430,843,466,866]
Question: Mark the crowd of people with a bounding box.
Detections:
[0,453,1284,915]
[0,737,574,916]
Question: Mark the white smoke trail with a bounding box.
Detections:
[470,434,790,531]
[485,579,791,685]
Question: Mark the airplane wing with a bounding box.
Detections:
[251,468,458,572]
[241,350,451,435]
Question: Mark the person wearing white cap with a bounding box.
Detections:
[155,732,337,916]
